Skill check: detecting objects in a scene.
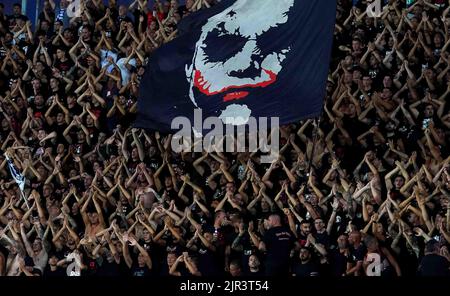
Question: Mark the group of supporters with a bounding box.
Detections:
[0,0,449,277]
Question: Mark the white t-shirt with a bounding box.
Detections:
[100,49,118,73]
[33,249,49,272]
[117,57,137,86]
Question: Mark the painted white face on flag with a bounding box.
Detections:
[186,0,295,125]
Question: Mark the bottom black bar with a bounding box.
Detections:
[0,277,448,295]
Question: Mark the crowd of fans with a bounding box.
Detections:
[0,0,449,277]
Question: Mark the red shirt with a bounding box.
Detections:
[146,11,165,27]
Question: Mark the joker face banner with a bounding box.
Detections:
[135,0,336,133]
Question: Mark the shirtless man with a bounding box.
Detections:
[80,194,106,240]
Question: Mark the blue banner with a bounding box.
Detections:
[135,0,336,133]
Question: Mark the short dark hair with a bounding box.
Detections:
[83,25,93,33]
[299,246,312,253]
[214,210,226,219]
[394,174,405,181]
[86,204,97,214]
[55,46,67,54]
[48,252,59,259]
[167,251,177,257]
[43,182,54,190]
[202,224,215,234]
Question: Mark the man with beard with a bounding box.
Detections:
[245,254,264,276]
[297,220,312,247]
[329,234,352,276]
[43,253,65,276]
[346,230,366,276]
[7,3,27,30]
[291,247,320,276]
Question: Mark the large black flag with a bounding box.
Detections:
[135,0,336,133]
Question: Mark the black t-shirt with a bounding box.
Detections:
[342,115,367,141]
[68,104,83,117]
[53,122,69,144]
[178,5,189,17]
[349,244,367,264]
[130,262,152,277]
[417,254,450,276]
[117,260,130,276]
[139,238,159,272]
[147,156,162,171]
[291,260,321,277]
[0,13,8,30]
[159,187,184,210]
[229,232,254,272]
[54,59,74,76]
[29,103,47,119]
[54,246,72,261]
[70,212,85,234]
[197,246,221,276]
[8,14,28,29]
[396,240,419,277]
[97,261,121,276]
[297,232,308,248]
[82,256,100,276]
[352,210,366,231]
[262,226,295,271]
[313,231,330,249]
[127,159,139,174]
[159,263,170,276]
[139,239,153,254]
[86,125,99,145]
[38,10,55,23]
[329,249,350,276]
[44,266,66,277]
